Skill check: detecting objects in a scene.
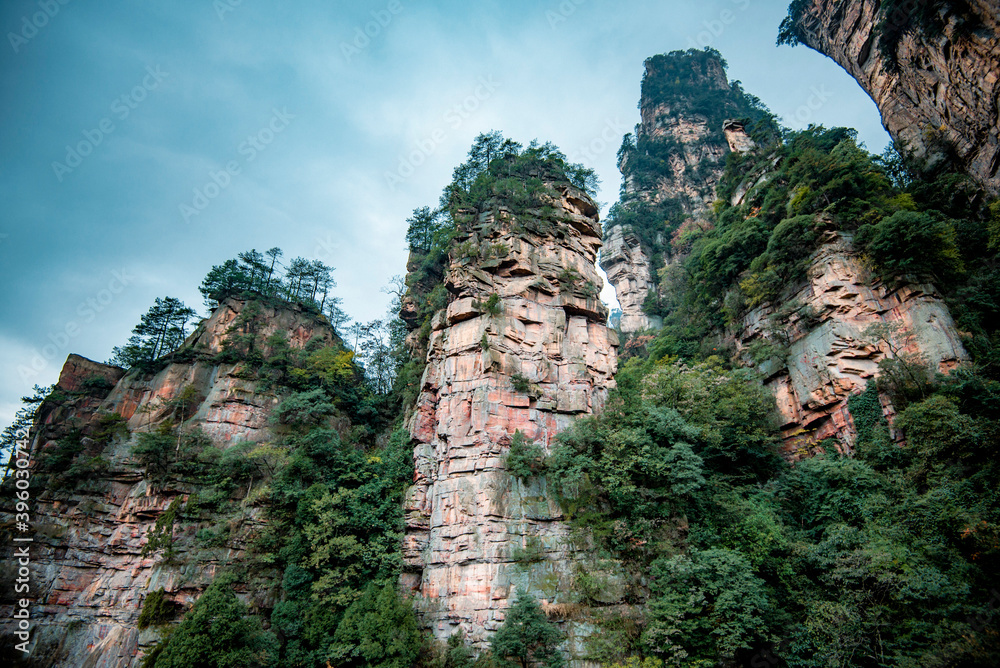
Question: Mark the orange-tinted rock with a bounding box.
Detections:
[404,183,618,649]
[0,298,337,667]
[733,233,968,458]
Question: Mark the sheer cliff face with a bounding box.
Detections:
[403,184,618,647]
[601,53,752,333]
[791,0,999,195]
[1,299,334,668]
[734,233,967,457]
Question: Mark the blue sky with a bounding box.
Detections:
[0,0,889,427]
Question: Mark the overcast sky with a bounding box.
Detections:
[0,0,890,428]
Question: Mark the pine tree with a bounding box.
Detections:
[490,590,564,668]
[145,573,278,668]
[109,297,195,368]
[330,583,422,668]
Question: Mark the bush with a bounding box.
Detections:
[857,210,963,281]
[137,588,176,629]
[270,389,336,427]
[145,572,278,668]
[80,374,115,394]
[504,431,546,480]
[510,373,531,394]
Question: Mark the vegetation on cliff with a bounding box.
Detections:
[608,48,780,304]
[573,51,1000,665]
[399,131,598,406]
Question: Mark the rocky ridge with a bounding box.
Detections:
[0,298,335,667]
[601,52,755,333]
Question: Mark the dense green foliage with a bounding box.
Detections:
[144,573,279,668]
[138,588,177,630]
[536,346,1000,665]
[329,583,424,668]
[642,124,999,366]
[608,49,779,306]
[556,82,1000,662]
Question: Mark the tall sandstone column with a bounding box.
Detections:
[601,50,755,332]
[402,183,618,647]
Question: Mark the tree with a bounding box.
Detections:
[490,590,564,668]
[263,247,283,291]
[325,296,352,333]
[109,297,196,368]
[146,572,278,668]
[405,207,442,253]
[330,583,423,668]
[642,549,772,664]
[285,257,312,301]
[200,259,251,307]
[1,385,50,479]
[238,249,267,290]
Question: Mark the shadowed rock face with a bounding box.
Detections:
[732,233,968,458]
[790,0,999,196]
[0,298,336,668]
[402,183,618,650]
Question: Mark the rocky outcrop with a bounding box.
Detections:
[402,184,618,650]
[600,225,661,332]
[601,51,743,332]
[0,298,336,667]
[733,232,968,457]
[789,0,999,195]
[723,119,756,154]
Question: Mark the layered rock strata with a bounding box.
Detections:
[601,53,754,332]
[733,232,968,457]
[402,184,618,649]
[0,298,335,667]
[790,0,999,195]
[600,225,661,332]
